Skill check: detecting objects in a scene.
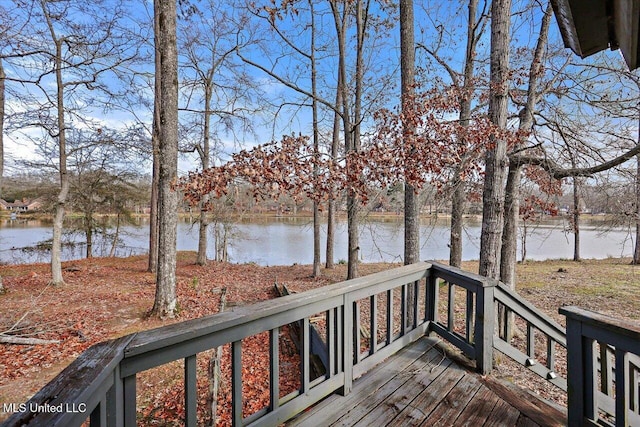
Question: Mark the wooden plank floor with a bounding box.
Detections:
[287,336,566,427]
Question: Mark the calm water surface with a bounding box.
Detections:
[0,217,634,265]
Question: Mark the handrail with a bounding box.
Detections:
[562,306,640,426]
[3,262,436,427]
[2,335,135,427]
[493,281,568,391]
[425,261,497,374]
[12,262,633,426]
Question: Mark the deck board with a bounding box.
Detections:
[287,336,566,426]
[416,371,483,426]
[384,361,466,426]
[446,384,500,427]
[349,353,457,426]
[484,400,522,426]
[333,343,450,425]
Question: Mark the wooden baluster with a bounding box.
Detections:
[106,365,122,427]
[615,349,630,426]
[474,281,494,375]
[386,289,393,344]
[601,343,613,397]
[328,309,335,378]
[370,294,377,355]
[426,273,438,326]
[413,280,419,329]
[232,340,242,426]
[336,305,343,375]
[89,398,105,427]
[184,355,197,427]
[447,283,455,333]
[401,284,407,336]
[270,328,280,411]
[465,290,473,343]
[526,324,536,366]
[354,300,362,363]
[123,374,136,427]
[302,318,310,393]
[547,338,557,379]
[341,296,353,396]
[631,364,639,414]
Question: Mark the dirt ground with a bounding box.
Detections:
[0,254,638,423]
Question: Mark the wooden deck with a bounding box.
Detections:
[287,336,567,427]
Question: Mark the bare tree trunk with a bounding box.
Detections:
[332,0,358,279]
[326,199,335,268]
[573,176,581,261]
[86,220,93,258]
[196,74,214,266]
[401,0,419,266]
[497,3,552,341]
[326,68,342,270]
[310,0,321,277]
[325,97,341,268]
[346,194,359,279]
[501,164,520,283]
[449,179,465,267]
[197,205,209,265]
[0,59,4,207]
[501,2,552,288]
[499,164,519,341]
[0,59,4,294]
[521,220,528,262]
[152,0,179,318]
[346,0,368,280]
[149,146,160,272]
[148,0,162,274]
[51,36,69,286]
[450,0,481,268]
[110,212,121,257]
[479,0,511,280]
[635,152,640,264]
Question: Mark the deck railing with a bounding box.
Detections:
[493,282,568,390]
[562,306,640,427]
[3,261,639,426]
[2,262,500,427]
[422,261,497,374]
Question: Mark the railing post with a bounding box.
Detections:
[184,355,197,427]
[269,327,280,411]
[564,313,586,426]
[339,293,353,396]
[615,349,630,426]
[425,269,438,329]
[231,340,243,426]
[474,279,495,374]
[122,374,136,427]
[106,365,123,427]
[562,307,598,427]
[89,398,106,427]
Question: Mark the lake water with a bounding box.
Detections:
[0,216,635,266]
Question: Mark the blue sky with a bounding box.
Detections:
[2,0,632,179]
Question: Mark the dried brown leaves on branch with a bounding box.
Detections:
[179,86,527,207]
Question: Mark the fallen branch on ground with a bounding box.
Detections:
[0,334,60,345]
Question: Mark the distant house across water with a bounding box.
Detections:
[0,197,43,213]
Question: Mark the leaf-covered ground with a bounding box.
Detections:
[0,253,396,424]
[0,254,638,424]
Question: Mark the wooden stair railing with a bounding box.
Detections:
[493,282,568,391]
